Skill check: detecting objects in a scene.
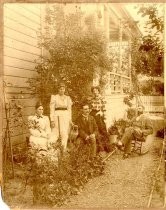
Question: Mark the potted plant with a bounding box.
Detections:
[108,119,127,145]
[108,122,119,145]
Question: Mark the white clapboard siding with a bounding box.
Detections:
[3,4,43,146]
[4,46,40,62]
[4,75,34,88]
[19,4,41,16]
[4,5,41,28]
[3,106,36,119]
[4,26,39,47]
[4,16,39,39]
[4,56,38,71]
[4,66,38,78]
[11,4,41,24]
[4,37,41,55]
[5,86,32,95]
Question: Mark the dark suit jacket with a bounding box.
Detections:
[76,114,99,141]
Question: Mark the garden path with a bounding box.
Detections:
[61,138,165,209]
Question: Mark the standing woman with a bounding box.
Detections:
[28,101,51,151]
[50,83,72,151]
[90,86,111,153]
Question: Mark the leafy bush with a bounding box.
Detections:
[140,79,164,95]
[25,143,105,207]
[28,5,112,111]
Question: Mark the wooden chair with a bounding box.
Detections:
[131,134,153,155]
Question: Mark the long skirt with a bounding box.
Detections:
[29,136,48,150]
[51,110,71,150]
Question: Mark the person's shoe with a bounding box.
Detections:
[123,153,131,159]
[116,140,124,150]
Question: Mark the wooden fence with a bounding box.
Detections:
[105,95,164,128]
[140,96,164,113]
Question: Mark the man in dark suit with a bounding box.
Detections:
[75,102,100,158]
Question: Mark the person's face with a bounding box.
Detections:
[82,105,90,116]
[93,88,100,97]
[58,86,65,95]
[137,106,143,115]
[36,106,44,116]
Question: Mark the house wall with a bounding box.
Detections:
[3,3,42,146]
[105,95,127,128]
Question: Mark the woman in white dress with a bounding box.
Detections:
[28,102,51,151]
[50,83,72,151]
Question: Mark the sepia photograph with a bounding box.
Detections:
[0,1,165,209]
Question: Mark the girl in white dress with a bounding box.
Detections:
[28,102,51,151]
[50,83,72,151]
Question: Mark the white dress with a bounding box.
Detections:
[50,94,72,150]
[28,115,51,150]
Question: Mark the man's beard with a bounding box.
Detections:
[138,111,143,116]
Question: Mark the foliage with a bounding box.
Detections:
[108,119,127,138]
[123,92,135,107]
[28,5,112,110]
[131,4,164,79]
[139,79,164,95]
[131,37,163,78]
[24,143,105,207]
[156,128,164,139]
[138,4,164,33]
[3,82,28,179]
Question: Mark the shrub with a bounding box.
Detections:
[25,143,105,207]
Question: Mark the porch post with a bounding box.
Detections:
[118,19,123,94]
[0,1,3,181]
[128,26,132,90]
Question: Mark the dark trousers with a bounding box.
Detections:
[90,110,110,152]
[121,127,143,154]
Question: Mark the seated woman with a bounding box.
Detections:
[28,101,51,151]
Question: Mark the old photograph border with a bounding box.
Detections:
[0,0,165,209]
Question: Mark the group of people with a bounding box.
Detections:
[28,82,153,159]
[28,83,111,157]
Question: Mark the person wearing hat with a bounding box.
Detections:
[50,82,72,151]
[28,101,51,151]
[90,86,111,153]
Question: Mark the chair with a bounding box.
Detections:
[131,138,144,155]
[131,134,153,155]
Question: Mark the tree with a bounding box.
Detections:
[28,5,112,111]
[138,4,164,33]
[131,4,164,78]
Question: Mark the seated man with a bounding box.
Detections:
[75,102,100,158]
[117,105,153,159]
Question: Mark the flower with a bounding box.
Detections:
[28,119,41,132]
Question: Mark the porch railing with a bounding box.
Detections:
[140,96,164,113]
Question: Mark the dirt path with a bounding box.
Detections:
[61,138,164,209]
